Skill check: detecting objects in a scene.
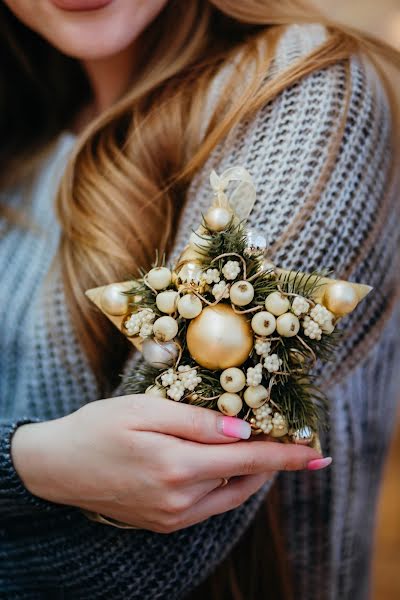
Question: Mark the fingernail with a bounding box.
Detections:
[307,457,332,471]
[217,416,251,440]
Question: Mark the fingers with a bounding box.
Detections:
[124,394,251,443]
[168,472,274,532]
[186,440,324,480]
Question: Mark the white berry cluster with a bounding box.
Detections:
[264,353,283,373]
[310,304,334,328]
[254,338,271,357]
[250,404,273,434]
[177,365,202,391]
[246,363,263,386]
[291,296,310,316]
[272,412,287,433]
[222,260,241,280]
[302,315,322,340]
[124,309,155,338]
[160,366,202,401]
[212,280,230,299]
[202,268,220,284]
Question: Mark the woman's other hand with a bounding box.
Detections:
[10,395,328,532]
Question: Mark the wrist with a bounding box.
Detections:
[11,417,70,504]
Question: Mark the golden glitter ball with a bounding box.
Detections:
[186,304,253,370]
[323,281,359,316]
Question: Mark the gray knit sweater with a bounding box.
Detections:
[1,25,400,600]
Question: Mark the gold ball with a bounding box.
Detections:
[100,283,129,316]
[204,207,232,232]
[186,304,253,370]
[323,281,359,316]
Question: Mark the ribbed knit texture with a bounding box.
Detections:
[1,25,400,599]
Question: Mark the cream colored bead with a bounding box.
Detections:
[204,207,232,232]
[153,316,178,342]
[265,292,290,316]
[145,385,167,398]
[147,267,172,290]
[100,283,129,316]
[229,281,255,306]
[156,290,179,314]
[220,368,246,393]
[321,314,335,334]
[177,294,203,319]
[251,311,276,336]
[243,385,268,408]
[217,393,243,416]
[276,313,300,337]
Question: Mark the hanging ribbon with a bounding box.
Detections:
[209,166,257,221]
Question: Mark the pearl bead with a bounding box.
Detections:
[265,292,290,316]
[153,316,178,342]
[204,207,232,232]
[276,313,300,337]
[251,311,276,336]
[145,384,167,398]
[243,385,268,408]
[156,290,179,314]
[142,338,179,368]
[147,267,172,290]
[217,393,243,416]
[186,304,253,369]
[324,282,359,316]
[100,283,129,316]
[177,294,202,319]
[220,368,246,393]
[230,281,255,306]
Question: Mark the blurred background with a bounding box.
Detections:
[313,2,400,599]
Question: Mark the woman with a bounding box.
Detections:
[1,0,399,598]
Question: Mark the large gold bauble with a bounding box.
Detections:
[323,281,359,316]
[186,304,253,370]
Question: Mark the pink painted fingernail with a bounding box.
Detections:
[217,416,251,440]
[307,457,332,471]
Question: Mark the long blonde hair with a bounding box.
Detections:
[1,1,400,382]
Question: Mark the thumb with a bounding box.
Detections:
[128,394,252,443]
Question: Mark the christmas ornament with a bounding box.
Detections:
[186,304,253,370]
[142,338,179,368]
[177,294,203,319]
[217,392,243,416]
[86,165,372,450]
[220,368,246,393]
[100,283,130,316]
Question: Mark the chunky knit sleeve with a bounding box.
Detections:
[0,419,73,518]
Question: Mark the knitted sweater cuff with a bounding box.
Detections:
[0,419,61,516]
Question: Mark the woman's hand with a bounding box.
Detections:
[11,394,327,533]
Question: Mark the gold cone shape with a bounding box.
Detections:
[275,268,372,317]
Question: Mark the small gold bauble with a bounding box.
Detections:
[100,283,130,316]
[323,281,359,316]
[204,207,232,232]
[292,426,314,445]
[186,304,253,370]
